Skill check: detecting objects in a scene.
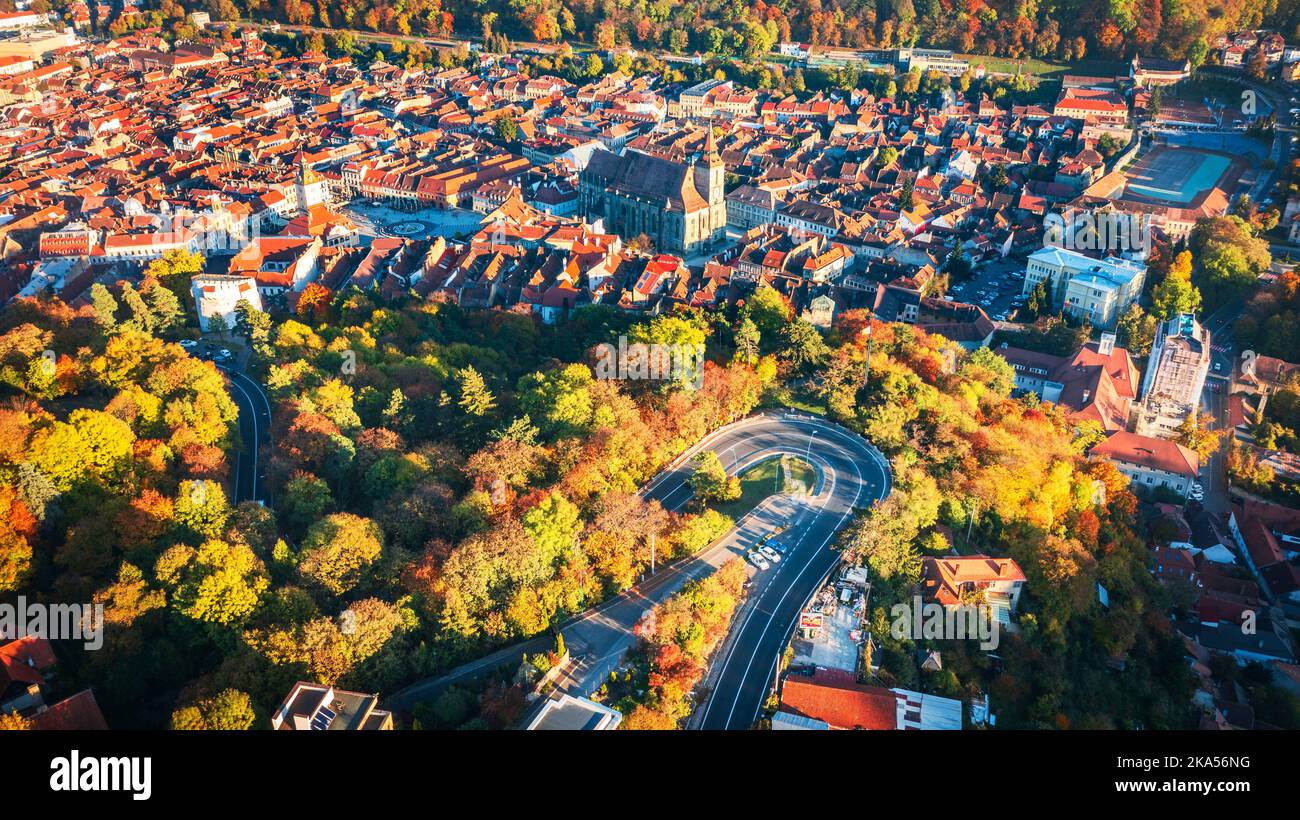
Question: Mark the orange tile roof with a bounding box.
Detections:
[780,671,896,730]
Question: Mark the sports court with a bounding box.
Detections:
[1122,147,1235,206]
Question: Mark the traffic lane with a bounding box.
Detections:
[556,496,813,698]
[218,368,259,503]
[387,415,886,710]
[563,422,875,699]
[698,437,885,729]
[217,365,273,504]
[697,475,867,731]
[643,420,871,511]
[700,516,843,729]
[733,548,841,730]
[230,378,256,502]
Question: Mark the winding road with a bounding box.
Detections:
[385,410,892,728]
[217,363,275,506]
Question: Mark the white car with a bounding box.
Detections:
[759,546,781,564]
[748,551,770,571]
[179,340,197,349]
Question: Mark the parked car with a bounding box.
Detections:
[748,551,770,571]
[759,546,782,564]
[767,540,788,555]
[179,339,197,349]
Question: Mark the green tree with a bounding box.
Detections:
[456,365,497,417]
[154,538,269,625]
[90,283,119,329]
[780,320,831,370]
[494,113,518,143]
[688,450,739,502]
[521,492,583,565]
[1115,304,1157,356]
[143,279,184,334]
[170,689,257,730]
[1150,250,1201,319]
[297,513,385,596]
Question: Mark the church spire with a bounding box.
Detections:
[703,127,718,157]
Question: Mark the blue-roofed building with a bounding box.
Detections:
[1022,245,1148,329]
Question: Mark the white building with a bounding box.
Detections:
[1022,246,1147,329]
[0,10,47,30]
[1091,430,1201,497]
[191,274,263,332]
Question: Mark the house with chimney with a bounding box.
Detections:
[920,555,1027,624]
[1090,430,1200,498]
[998,333,1140,432]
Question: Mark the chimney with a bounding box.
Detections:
[1081,389,1091,404]
[1098,332,1116,356]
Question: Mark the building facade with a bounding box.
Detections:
[1091,430,1201,497]
[578,136,726,255]
[1022,245,1147,329]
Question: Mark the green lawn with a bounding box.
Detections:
[709,456,816,522]
[964,55,1126,81]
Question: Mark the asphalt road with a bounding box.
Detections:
[384,411,892,721]
[1198,299,1244,516]
[216,363,274,505]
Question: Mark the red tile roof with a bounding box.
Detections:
[779,670,896,730]
[0,636,57,688]
[1092,431,1199,478]
[29,689,109,731]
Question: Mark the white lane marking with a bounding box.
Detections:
[220,369,260,501]
[716,454,864,729]
[698,427,885,729]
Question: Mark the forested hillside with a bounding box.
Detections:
[169,0,1300,65]
[0,260,1195,727]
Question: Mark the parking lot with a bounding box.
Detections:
[184,337,250,369]
[947,256,1026,322]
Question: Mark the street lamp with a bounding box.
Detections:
[861,324,873,393]
[806,430,817,460]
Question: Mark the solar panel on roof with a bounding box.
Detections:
[310,705,337,730]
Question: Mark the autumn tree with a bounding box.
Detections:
[170,688,257,730]
[297,513,384,596]
[688,450,739,503]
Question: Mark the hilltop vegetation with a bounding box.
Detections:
[141,0,1299,67]
[0,249,1195,728]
